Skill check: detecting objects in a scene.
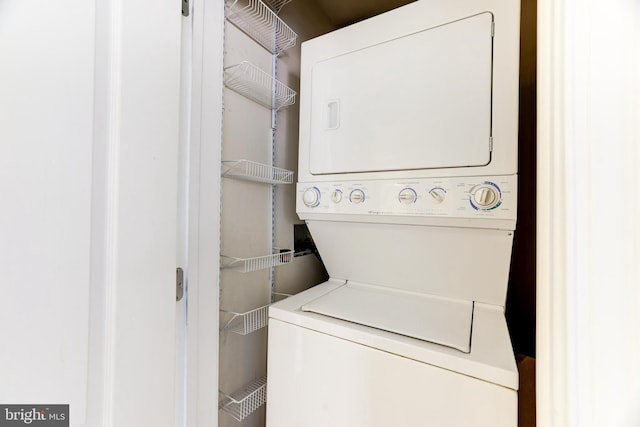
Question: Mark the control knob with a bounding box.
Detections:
[470,183,501,210]
[398,188,417,204]
[302,187,321,208]
[428,188,446,204]
[349,189,365,204]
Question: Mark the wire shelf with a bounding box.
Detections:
[222,160,293,184]
[221,304,269,335]
[221,248,293,272]
[224,61,296,110]
[220,293,290,335]
[219,376,268,421]
[262,0,294,12]
[225,0,297,54]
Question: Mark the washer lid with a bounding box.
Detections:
[302,282,473,353]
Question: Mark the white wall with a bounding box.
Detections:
[0,1,95,421]
[537,0,640,425]
[0,1,182,426]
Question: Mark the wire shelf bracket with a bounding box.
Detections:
[219,376,268,421]
[271,291,292,303]
[222,159,293,185]
[225,0,297,55]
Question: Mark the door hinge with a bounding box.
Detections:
[176,267,184,302]
[489,136,494,151]
[182,0,189,17]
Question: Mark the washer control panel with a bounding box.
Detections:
[297,175,516,220]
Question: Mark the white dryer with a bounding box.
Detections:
[267,0,521,426]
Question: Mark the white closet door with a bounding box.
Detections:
[0,1,182,426]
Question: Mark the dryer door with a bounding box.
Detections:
[309,12,494,175]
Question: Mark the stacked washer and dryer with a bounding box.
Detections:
[267,0,520,425]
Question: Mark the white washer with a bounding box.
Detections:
[267,0,521,425]
[267,281,517,426]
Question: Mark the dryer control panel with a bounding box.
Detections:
[296,175,517,221]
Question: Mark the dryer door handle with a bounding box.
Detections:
[325,100,340,130]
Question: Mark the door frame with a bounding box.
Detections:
[184,1,225,427]
[537,0,640,425]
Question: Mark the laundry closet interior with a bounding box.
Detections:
[204,0,537,425]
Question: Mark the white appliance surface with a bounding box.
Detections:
[302,282,474,352]
[305,220,514,307]
[267,317,518,427]
[297,0,521,183]
[270,280,519,390]
[309,12,493,175]
[268,0,521,425]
